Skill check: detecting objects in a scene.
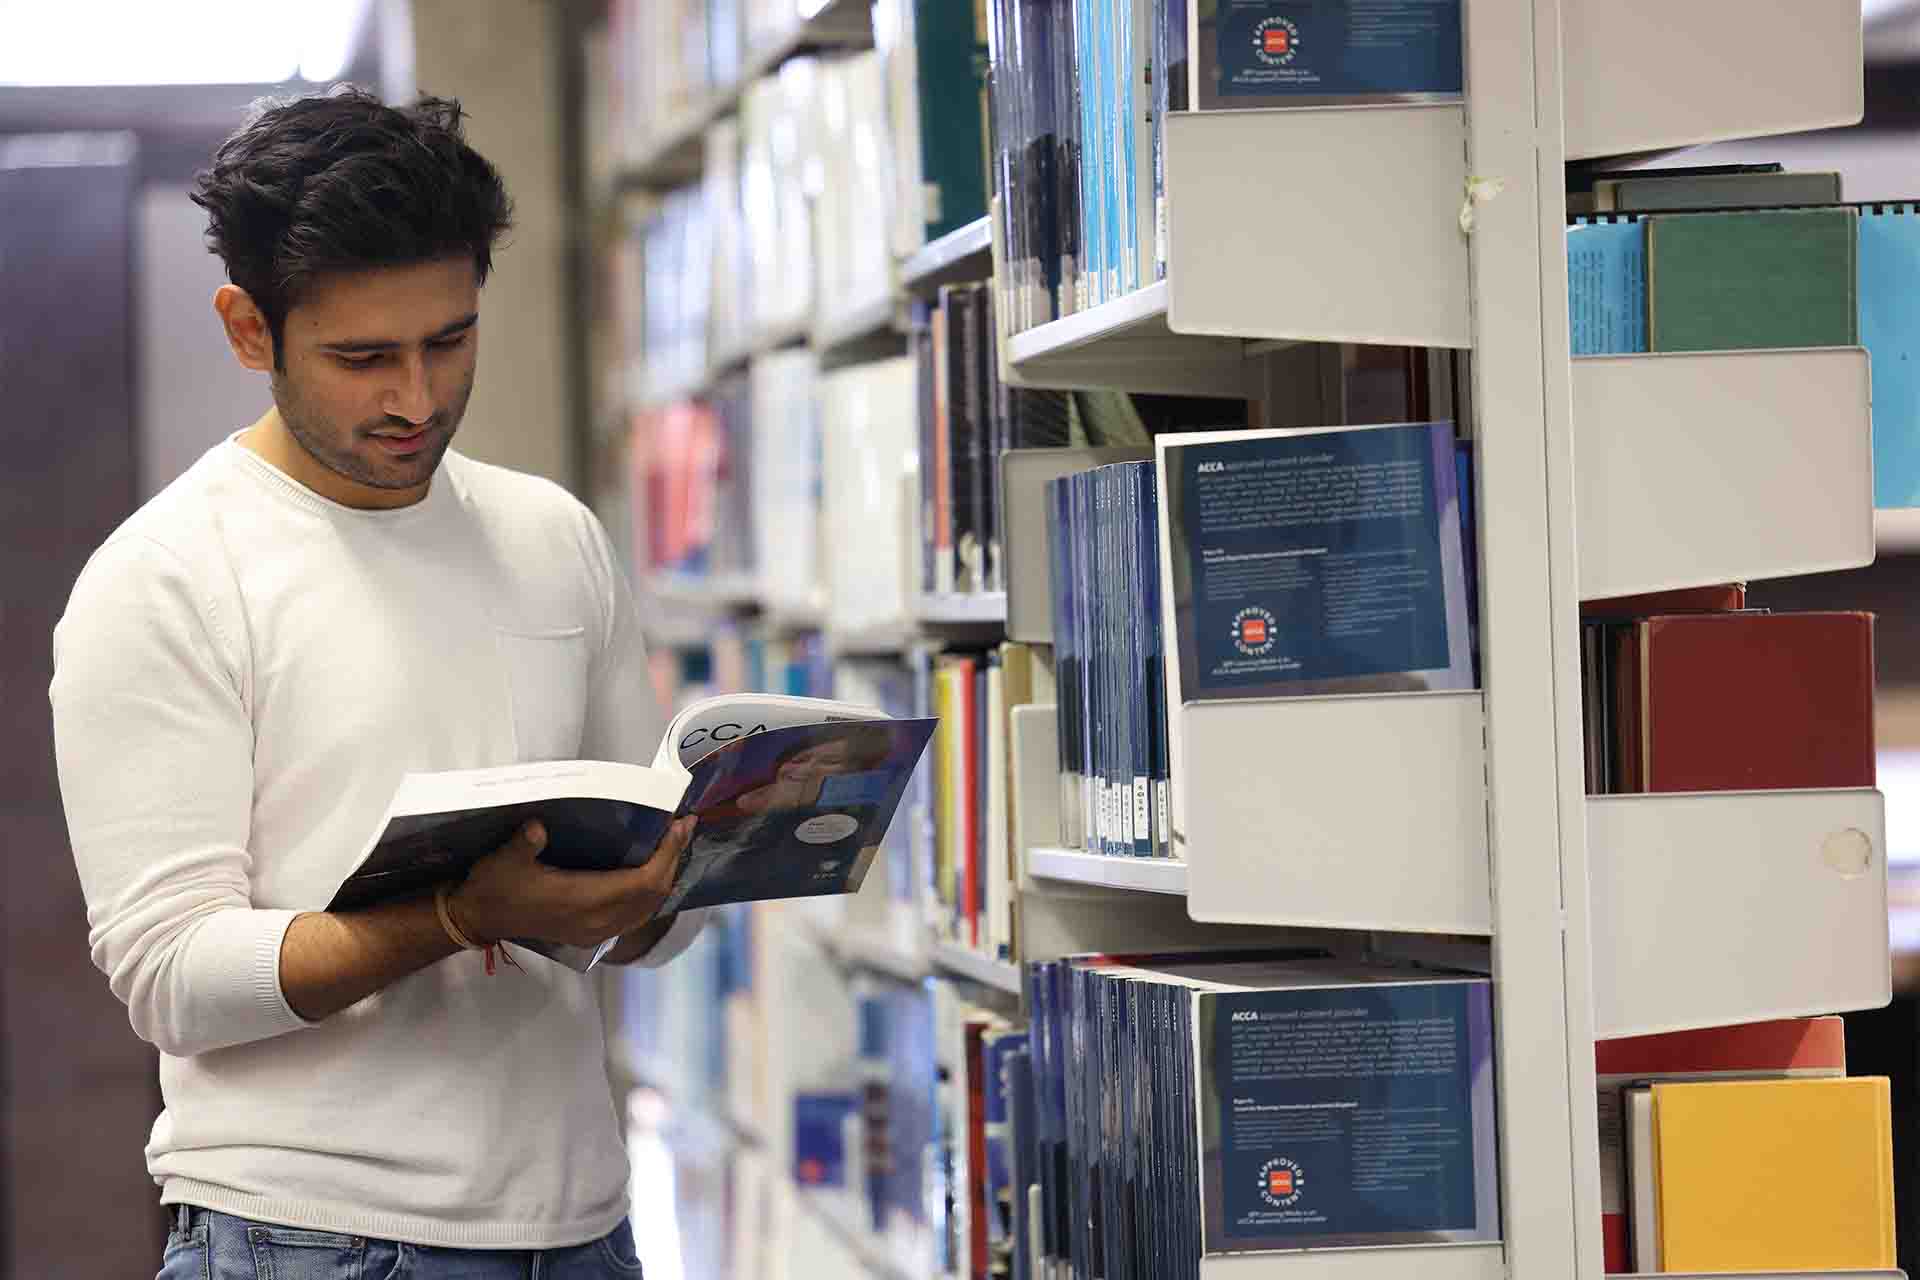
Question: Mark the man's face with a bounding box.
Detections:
[271,256,481,497]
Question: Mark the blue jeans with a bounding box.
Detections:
[158,1206,646,1279]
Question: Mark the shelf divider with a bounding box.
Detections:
[1573,348,1873,600]
[1589,787,1890,1039]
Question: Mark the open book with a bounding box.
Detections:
[326,693,938,970]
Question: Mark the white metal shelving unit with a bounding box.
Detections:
[608,0,1897,1273]
[995,3,1890,1277]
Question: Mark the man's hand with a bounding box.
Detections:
[446,816,696,950]
[278,817,696,1022]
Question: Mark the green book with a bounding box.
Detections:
[1648,208,1858,352]
[911,0,990,244]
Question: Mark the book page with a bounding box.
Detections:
[656,692,887,770]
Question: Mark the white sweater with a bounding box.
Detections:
[49,437,705,1248]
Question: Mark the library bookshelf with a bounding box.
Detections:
[594,0,1901,1276]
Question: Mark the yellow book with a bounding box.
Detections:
[932,663,959,925]
[1653,1076,1895,1272]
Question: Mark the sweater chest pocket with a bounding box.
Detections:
[496,625,589,762]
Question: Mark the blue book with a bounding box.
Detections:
[794,1092,860,1188]
[1158,423,1476,704]
[1007,1046,1038,1280]
[983,1028,1030,1262]
[1860,204,1920,507]
[1566,218,1649,355]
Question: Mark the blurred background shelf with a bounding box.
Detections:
[901,216,991,295]
[927,941,1020,994]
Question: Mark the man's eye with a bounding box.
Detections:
[338,353,383,369]
[430,333,469,351]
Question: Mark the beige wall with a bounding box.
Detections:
[412,0,575,489]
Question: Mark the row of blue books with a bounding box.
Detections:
[1002,951,1500,1280]
[1046,461,1173,858]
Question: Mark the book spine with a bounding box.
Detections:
[1056,0,1083,317]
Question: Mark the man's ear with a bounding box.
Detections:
[214,285,276,373]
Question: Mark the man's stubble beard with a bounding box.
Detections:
[271,365,473,491]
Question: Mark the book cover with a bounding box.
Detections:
[1635,610,1875,792]
[1594,168,1841,213]
[1193,0,1463,111]
[1196,970,1499,1252]
[1859,203,1920,507]
[1566,218,1647,356]
[1593,1016,1846,1271]
[1647,207,1858,352]
[1158,422,1476,704]
[794,1091,859,1188]
[1652,1077,1896,1271]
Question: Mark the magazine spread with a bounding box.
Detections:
[327,693,938,970]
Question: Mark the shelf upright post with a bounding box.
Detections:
[1461,0,1604,1274]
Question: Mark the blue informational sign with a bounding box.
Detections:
[1205,0,1464,106]
[1168,423,1470,701]
[1202,981,1498,1250]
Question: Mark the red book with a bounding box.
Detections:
[964,1017,991,1280]
[1628,611,1875,792]
[1594,1017,1846,1271]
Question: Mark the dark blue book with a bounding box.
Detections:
[1159,423,1476,705]
[794,1092,860,1187]
[1008,1045,1038,1280]
[1194,0,1464,110]
[329,693,937,970]
[984,1028,1030,1267]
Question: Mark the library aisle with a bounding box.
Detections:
[576,2,1920,1277]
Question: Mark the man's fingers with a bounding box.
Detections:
[504,820,547,862]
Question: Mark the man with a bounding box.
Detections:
[49,88,702,1278]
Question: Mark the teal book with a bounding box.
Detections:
[1647,208,1858,353]
[914,0,991,243]
[1566,218,1648,355]
[1860,205,1920,508]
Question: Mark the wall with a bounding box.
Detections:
[138,185,274,497]
[411,0,575,490]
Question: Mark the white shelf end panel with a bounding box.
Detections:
[1589,787,1890,1039]
[1165,104,1470,349]
[1563,0,1862,160]
[1180,691,1491,935]
[1573,348,1873,600]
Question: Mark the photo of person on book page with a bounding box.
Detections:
[662,722,912,912]
[47,89,697,1277]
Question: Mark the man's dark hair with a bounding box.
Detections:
[191,87,512,366]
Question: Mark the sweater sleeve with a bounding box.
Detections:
[50,534,315,1058]
[577,511,709,968]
